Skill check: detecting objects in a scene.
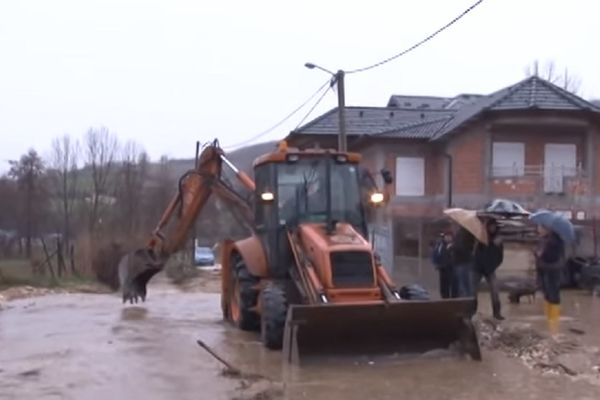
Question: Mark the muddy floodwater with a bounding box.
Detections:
[1,273,599,400]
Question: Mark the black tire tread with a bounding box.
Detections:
[234,257,260,331]
[261,283,288,350]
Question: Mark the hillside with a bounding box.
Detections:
[164,140,279,245]
[148,140,278,181]
[49,140,278,199]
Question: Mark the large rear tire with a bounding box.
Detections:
[230,257,260,331]
[260,283,288,350]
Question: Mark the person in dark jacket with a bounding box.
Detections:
[473,218,504,320]
[534,224,565,334]
[431,232,454,298]
[450,226,476,298]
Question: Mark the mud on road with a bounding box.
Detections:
[1,271,599,400]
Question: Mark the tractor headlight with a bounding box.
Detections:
[260,192,275,202]
[370,192,384,204]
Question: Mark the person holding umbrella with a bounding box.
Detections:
[472,218,505,320]
[451,226,476,298]
[530,210,575,334]
[470,199,530,319]
[443,208,489,299]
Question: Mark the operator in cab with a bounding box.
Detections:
[280,177,328,223]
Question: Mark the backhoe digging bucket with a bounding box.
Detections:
[282,299,481,364]
[118,249,165,304]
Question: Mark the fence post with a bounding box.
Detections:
[70,244,77,276]
[56,237,66,277]
[40,237,56,281]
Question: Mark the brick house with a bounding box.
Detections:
[285,76,600,275]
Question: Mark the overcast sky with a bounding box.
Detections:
[1,0,599,171]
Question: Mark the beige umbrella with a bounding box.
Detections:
[443,208,488,245]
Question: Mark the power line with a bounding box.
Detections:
[295,80,334,129]
[347,0,486,74]
[223,79,331,150]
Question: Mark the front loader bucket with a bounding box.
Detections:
[118,249,165,304]
[282,299,481,364]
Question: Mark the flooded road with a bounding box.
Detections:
[1,273,599,400]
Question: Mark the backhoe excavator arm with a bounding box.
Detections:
[118,139,255,304]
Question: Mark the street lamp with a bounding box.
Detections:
[304,63,347,152]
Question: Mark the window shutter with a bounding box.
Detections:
[492,142,525,176]
[395,157,425,196]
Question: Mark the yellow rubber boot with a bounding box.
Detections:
[543,301,550,319]
[547,304,560,335]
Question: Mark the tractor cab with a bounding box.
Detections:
[251,141,386,279]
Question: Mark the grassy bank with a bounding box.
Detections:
[0,258,105,291]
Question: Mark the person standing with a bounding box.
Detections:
[473,219,505,320]
[534,224,565,334]
[450,226,476,298]
[431,232,454,298]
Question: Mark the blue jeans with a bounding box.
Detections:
[452,262,474,298]
[539,268,561,304]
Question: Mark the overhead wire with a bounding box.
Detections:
[295,79,334,129]
[346,0,486,74]
[222,78,331,150]
[221,0,486,151]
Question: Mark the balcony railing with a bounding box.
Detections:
[490,164,587,194]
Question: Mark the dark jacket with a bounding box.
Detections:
[536,232,565,270]
[474,237,504,276]
[432,239,453,270]
[452,227,475,266]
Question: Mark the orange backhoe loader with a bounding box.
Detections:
[118,139,481,364]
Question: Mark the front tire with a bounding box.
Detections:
[230,256,260,331]
[260,283,288,350]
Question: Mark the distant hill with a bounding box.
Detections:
[149,140,278,181]
[161,140,279,245]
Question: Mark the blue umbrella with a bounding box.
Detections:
[529,210,576,244]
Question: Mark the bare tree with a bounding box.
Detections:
[8,149,47,257]
[525,60,582,94]
[84,127,119,236]
[141,155,173,233]
[49,134,80,249]
[116,141,148,235]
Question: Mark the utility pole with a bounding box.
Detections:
[335,70,347,152]
[305,62,347,152]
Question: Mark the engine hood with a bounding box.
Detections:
[297,222,372,253]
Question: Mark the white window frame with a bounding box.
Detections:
[492,142,525,177]
[395,156,425,196]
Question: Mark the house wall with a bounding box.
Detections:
[491,126,586,166]
[487,121,590,205]
[592,125,600,199]
[376,140,441,196]
[286,110,600,262]
[445,122,487,196]
[438,112,600,214]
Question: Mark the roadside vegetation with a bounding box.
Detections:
[0,127,262,293]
